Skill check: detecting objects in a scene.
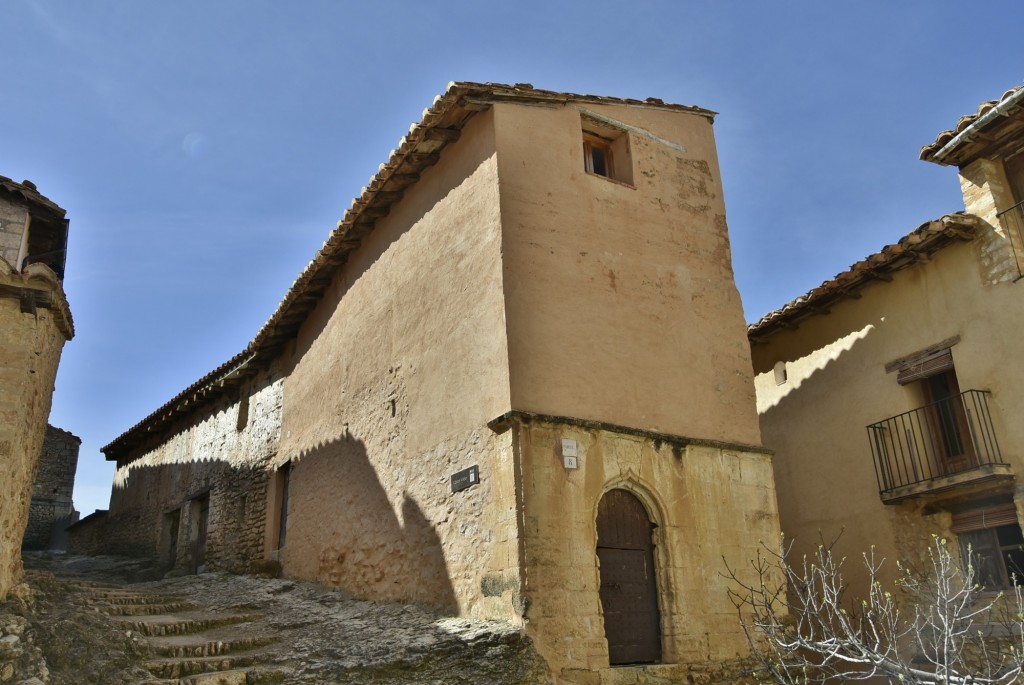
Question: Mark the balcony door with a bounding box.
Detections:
[923,370,976,475]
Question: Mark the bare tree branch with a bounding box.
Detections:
[724,535,1024,684]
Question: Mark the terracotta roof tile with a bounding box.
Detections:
[748,213,981,340]
[920,85,1024,165]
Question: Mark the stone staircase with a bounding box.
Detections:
[66,580,289,684]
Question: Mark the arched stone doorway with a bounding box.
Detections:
[596,488,662,665]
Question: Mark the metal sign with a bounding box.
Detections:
[451,465,480,493]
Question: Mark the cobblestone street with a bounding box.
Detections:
[0,554,549,685]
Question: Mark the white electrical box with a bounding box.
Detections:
[561,439,579,469]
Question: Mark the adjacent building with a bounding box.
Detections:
[76,83,781,683]
[0,176,74,599]
[751,85,1024,595]
[22,425,81,551]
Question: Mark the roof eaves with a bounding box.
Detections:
[920,85,1024,166]
[0,175,67,219]
[747,213,981,341]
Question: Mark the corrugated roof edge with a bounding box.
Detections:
[920,86,1024,164]
[102,81,714,462]
[748,213,981,341]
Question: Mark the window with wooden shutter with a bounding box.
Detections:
[896,349,954,385]
[953,503,1024,589]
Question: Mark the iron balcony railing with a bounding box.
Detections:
[996,199,1024,278]
[867,390,1006,496]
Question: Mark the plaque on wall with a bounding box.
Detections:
[451,465,480,493]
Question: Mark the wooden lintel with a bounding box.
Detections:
[404,152,440,166]
[458,99,490,112]
[422,127,461,142]
[351,219,377,235]
[361,206,390,220]
[909,251,932,263]
[371,190,404,204]
[944,227,974,240]
[0,283,53,310]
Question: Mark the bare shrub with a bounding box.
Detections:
[725,535,1024,684]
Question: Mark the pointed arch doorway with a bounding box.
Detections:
[596,488,662,665]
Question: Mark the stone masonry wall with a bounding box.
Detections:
[22,425,80,550]
[0,201,27,269]
[74,374,283,573]
[0,260,71,599]
[511,417,782,684]
[959,157,1021,283]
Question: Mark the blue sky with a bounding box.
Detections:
[4,1,1022,515]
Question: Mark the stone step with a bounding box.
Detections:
[117,613,263,637]
[93,593,187,605]
[104,601,198,616]
[143,651,268,679]
[149,635,278,658]
[62,580,123,590]
[188,666,290,685]
[140,665,290,685]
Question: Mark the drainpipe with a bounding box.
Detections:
[929,86,1024,165]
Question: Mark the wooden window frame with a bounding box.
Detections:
[583,134,615,179]
[953,504,1024,590]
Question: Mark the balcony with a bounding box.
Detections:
[867,390,1011,503]
[996,199,1024,278]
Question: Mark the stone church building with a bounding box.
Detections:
[75,83,780,683]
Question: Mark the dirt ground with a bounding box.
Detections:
[0,553,551,685]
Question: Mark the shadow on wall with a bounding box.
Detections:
[69,435,460,616]
[286,435,459,615]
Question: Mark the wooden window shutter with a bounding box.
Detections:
[897,349,954,385]
[951,503,1019,533]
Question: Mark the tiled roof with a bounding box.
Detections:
[748,213,981,341]
[0,175,66,219]
[920,85,1024,166]
[102,82,715,462]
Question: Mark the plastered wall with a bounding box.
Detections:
[492,102,760,446]
[753,234,1024,594]
[276,108,521,618]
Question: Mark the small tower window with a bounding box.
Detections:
[774,361,788,385]
[584,136,614,178]
[581,116,633,186]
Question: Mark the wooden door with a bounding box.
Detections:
[597,489,662,665]
[166,510,180,569]
[193,495,209,574]
[924,371,975,474]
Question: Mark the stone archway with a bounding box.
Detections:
[596,488,662,665]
